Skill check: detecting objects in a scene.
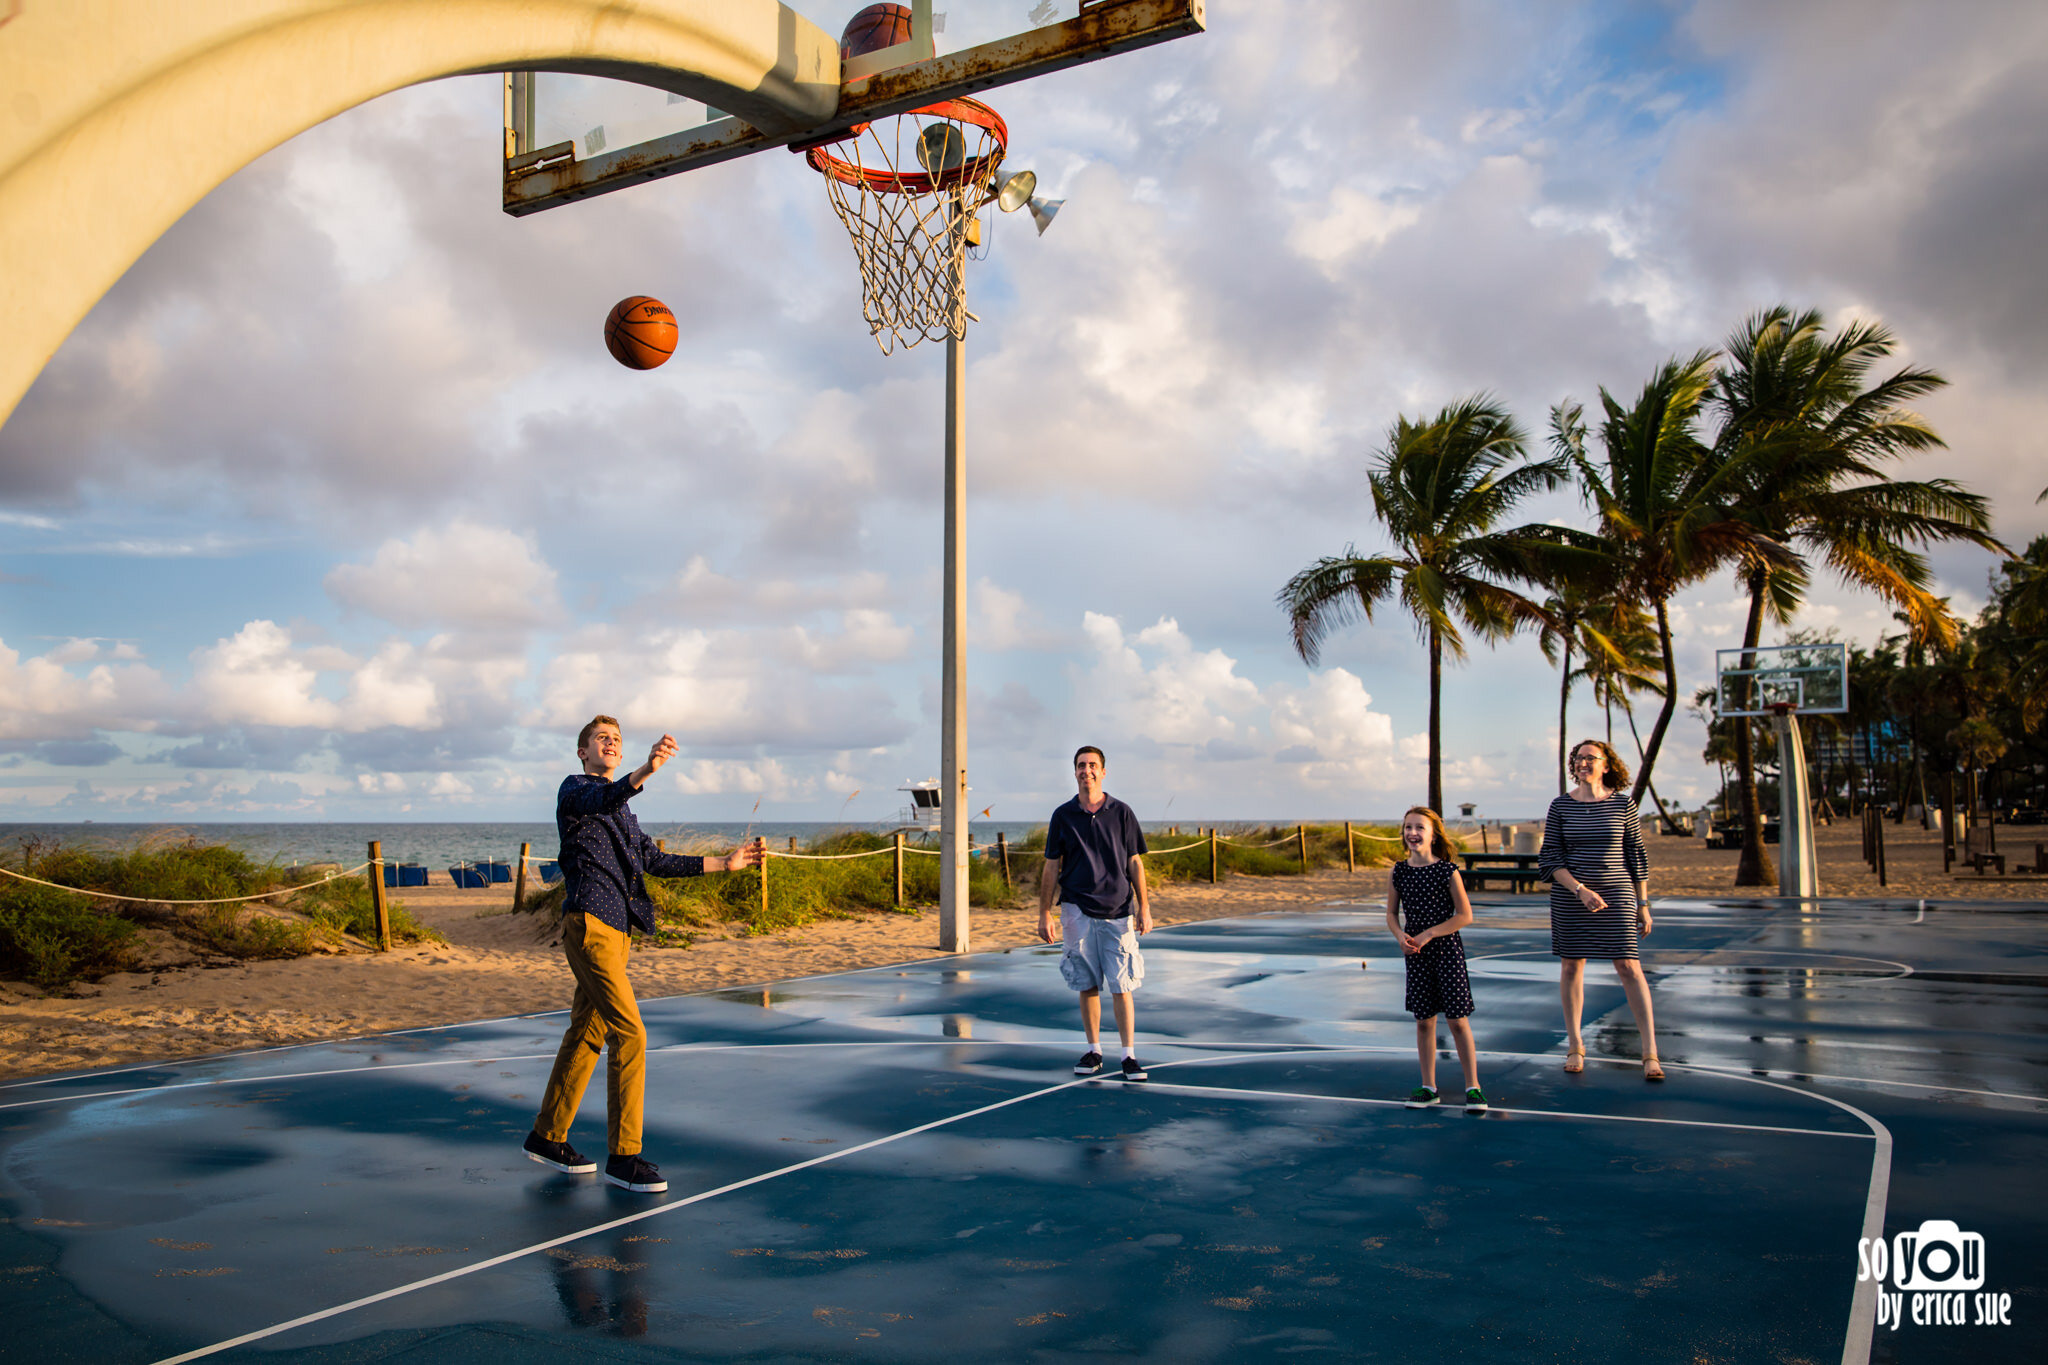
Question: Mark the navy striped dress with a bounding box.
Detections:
[1537,793,1649,961]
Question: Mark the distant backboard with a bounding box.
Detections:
[1716,643,1849,717]
[503,0,1205,215]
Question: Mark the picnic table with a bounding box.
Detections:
[1459,851,1544,893]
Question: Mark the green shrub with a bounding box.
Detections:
[288,873,443,946]
[0,884,141,991]
[0,837,452,989]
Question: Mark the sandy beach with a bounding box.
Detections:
[3,817,2039,1081]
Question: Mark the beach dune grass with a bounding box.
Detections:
[0,837,439,990]
[285,873,441,948]
[3,822,1408,989]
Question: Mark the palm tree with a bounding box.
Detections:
[1279,396,1567,813]
[1583,602,1664,748]
[1712,305,2006,883]
[1993,537,2048,734]
[1534,580,1640,795]
[1950,716,2008,825]
[1890,660,1946,826]
[1552,354,1797,810]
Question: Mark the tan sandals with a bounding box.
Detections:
[1563,1050,1585,1074]
[1642,1055,1666,1082]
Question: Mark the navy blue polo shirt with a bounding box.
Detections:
[1044,793,1147,918]
[557,772,705,934]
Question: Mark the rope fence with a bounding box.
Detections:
[0,860,372,907]
[4,821,1461,966]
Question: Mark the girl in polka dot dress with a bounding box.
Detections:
[1381,805,1484,1111]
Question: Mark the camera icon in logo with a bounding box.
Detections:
[1893,1220,1985,1291]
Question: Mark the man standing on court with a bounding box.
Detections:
[523,715,762,1193]
[1038,746,1152,1082]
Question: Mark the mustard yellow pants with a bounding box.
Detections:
[533,912,645,1157]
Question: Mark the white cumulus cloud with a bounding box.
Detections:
[325,522,561,630]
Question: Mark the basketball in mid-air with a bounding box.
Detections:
[603,296,677,370]
[841,3,913,59]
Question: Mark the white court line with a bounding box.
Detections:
[1669,1061,1891,1365]
[1133,1078,1872,1139]
[1147,1046,1890,1365]
[142,1042,1879,1363]
[1468,948,1915,979]
[148,1074,1094,1365]
[0,1013,578,1093]
[27,1038,1892,1364]
[0,1054,556,1113]
[1675,1062,2046,1107]
[11,1034,2026,1111]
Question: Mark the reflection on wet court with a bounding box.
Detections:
[2,898,2042,1363]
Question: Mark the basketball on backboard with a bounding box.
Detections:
[841,4,914,59]
[603,296,677,370]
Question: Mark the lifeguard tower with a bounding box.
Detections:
[896,779,943,836]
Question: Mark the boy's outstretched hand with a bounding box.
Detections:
[629,734,680,789]
[727,838,765,871]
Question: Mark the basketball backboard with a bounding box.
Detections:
[503,0,1205,216]
[1716,643,1849,718]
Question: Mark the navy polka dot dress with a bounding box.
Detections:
[1393,857,1473,1019]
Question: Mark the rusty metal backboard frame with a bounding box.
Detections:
[503,0,1205,217]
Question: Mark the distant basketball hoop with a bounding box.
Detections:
[1719,644,1845,900]
[1716,643,1848,718]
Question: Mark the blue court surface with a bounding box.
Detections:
[2,898,2042,1363]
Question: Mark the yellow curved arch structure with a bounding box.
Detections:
[0,0,838,429]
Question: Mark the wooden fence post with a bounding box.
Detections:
[1297,824,1308,874]
[760,841,769,921]
[996,832,1010,889]
[514,840,529,913]
[894,831,905,906]
[1208,827,1218,884]
[366,839,390,951]
[1344,821,1354,873]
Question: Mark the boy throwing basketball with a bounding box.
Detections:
[1038,746,1152,1081]
[523,715,762,1193]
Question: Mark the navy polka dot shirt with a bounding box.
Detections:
[557,773,705,934]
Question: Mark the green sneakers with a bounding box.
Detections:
[1406,1086,1489,1110]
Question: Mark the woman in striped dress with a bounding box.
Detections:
[1537,739,1662,1080]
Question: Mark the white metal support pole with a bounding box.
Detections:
[1774,707,1819,898]
[938,196,970,953]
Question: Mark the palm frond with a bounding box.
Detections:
[1276,552,1402,666]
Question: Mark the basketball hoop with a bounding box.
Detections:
[805,99,1009,353]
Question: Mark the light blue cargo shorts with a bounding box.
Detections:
[1059,904,1145,994]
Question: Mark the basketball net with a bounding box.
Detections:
[807,99,1008,354]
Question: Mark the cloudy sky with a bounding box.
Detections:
[2,0,2043,826]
